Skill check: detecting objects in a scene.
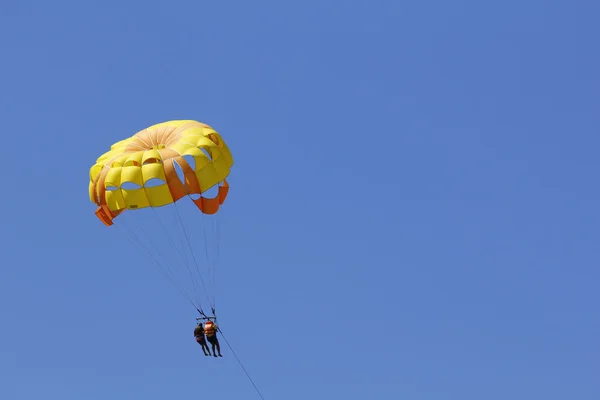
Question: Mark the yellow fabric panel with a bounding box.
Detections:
[141,163,167,183]
[205,131,222,145]
[89,181,97,203]
[142,149,162,164]
[212,131,233,166]
[192,154,211,172]
[110,154,131,167]
[212,157,231,182]
[179,146,203,157]
[122,188,150,209]
[195,136,218,150]
[191,132,232,192]
[145,185,173,207]
[120,165,143,186]
[165,142,188,155]
[124,152,144,166]
[95,153,110,164]
[195,145,217,164]
[207,130,222,140]
[104,167,123,188]
[180,127,204,137]
[179,147,210,172]
[218,141,234,166]
[105,188,126,210]
[90,165,103,182]
[195,164,220,193]
[110,137,134,150]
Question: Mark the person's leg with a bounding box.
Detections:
[202,342,211,356]
[196,338,209,355]
[214,339,222,357]
[208,336,218,357]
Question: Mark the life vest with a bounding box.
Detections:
[204,321,216,336]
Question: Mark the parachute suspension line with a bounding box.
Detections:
[169,204,191,269]
[151,206,202,302]
[118,216,179,287]
[114,217,199,310]
[199,207,222,311]
[208,215,218,309]
[173,200,214,311]
[119,217,198,309]
[212,213,222,309]
[218,327,266,400]
[168,204,205,312]
[129,212,203,312]
[130,215,177,279]
[200,212,215,308]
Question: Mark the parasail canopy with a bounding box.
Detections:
[89,119,234,226]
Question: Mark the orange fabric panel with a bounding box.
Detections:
[173,156,201,194]
[95,207,113,226]
[164,159,187,201]
[191,180,230,215]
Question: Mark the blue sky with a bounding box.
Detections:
[1,0,599,399]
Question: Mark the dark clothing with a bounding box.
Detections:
[195,335,207,344]
[194,325,204,337]
[207,335,218,344]
[205,331,222,357]
[193,325,211,356]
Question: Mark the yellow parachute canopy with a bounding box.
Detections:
[89,120,234,226]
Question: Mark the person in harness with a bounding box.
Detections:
[204,320,222,357]
[194,322,212,356]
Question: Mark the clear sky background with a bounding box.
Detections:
[1,1,598,399]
